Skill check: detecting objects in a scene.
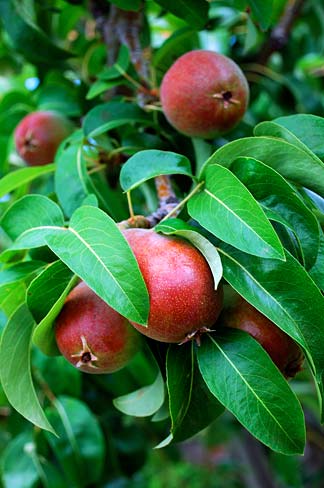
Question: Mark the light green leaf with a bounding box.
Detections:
[0,164,55,199]
[1,195,64,249]
[120,149,193,191]
[113,371,165,417]
[45,206,149,325]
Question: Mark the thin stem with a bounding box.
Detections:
[127,191,135,219]
[160,181,205,222]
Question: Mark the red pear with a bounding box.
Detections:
[123,228,223,343]
[160,50,249,138]
[14,110,73,166]
[221,295,304,378]
[55,282,141,374]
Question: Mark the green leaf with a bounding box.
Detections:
[188,165,285,260]
[120,150,193,192]
[249,0,274,30]
[275,114,324,159]
[113,371,165,417]
[33,349,81,398]
[0,164,55,199]
[200,137,324,197]
[45,396,105,486]
[154,0,209,29]
[107,0,142,11]
[254,120,323,163]
[167,342,224,443]
[0,260,45,285]
[83,102,153,138]
[198,331,305,454]
[309,231,324,291]
[29,261,77,356]
[230,157,320,269]
[0,281,26,321]
[1,195,64,249]
[1,431,40,488]
[98,44,130,80]
[0,0,72,65]
[0,304,55,433]
[45,206,149,325]
[217,243,324,417]
[155,218,222,289]
[54,142,90,218]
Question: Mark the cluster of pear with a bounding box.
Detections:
[13,50,303,379]
[55,229,303,379]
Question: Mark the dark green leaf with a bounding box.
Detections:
[45,396,105,486]
[120,150,193,192]
[107,0,142,11]
[218,243,324,417]
[200,137,324,197]
[83,102,153,138]
[45,206,149,325]
[198,331,305,454]
[231,157,320,269]
[0,304,55,433]
[98,44,130,80]
[0,282,26,321]
[154,0,209,29]
[309,231,324,291]
[0,0,72,65]
[28,261,77,356]
[167,342,224,443]
[155,218,222,289]
[188,165,285,260]
[249,0,274,30]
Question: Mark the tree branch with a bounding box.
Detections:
[257,0,305,64]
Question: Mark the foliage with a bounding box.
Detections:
[0,0,324,486]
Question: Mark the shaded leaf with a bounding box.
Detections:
[167,342,224,443]
[45,396,105,487]
[28,261,77,356]
[154,0,209,29]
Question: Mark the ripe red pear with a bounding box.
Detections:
[14,110,73,166]
[123,228,223,343]
[221,295,304,378]
[160,50,249,138]
[55,282,141,374]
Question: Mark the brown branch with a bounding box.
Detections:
[257,0,305,64]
